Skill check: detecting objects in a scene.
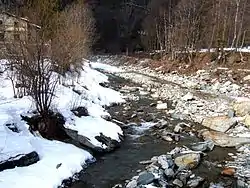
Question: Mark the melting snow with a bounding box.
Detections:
[0,60,125,187]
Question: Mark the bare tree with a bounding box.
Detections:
[4,0,95,138]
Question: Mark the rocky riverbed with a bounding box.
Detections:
[68,57,250,187]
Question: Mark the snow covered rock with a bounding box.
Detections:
[64,116,123,152]
[0,151,39,172]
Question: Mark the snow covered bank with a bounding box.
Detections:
[90,59,123,73]
[0,137,93,188]
[56,63,125,150]
[0,60,125,187]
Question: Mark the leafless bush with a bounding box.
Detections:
[4,0,95,137]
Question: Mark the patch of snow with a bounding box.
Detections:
[64,116,123,148]
[0,126,33,162]
[54,62,125,149]
[0,137,93,188]
[90,61,122,73]
[156,103,168,110]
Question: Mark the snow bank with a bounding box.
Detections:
[65,116,123,148]
[0,60,125,187]
[0,137,92,188]
[0,126,33,162]
[56,62,125,149]
[90,60,122,73]
[0,70,94,188]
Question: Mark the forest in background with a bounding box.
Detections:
[1,0,250,55]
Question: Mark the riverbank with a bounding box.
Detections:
[69,67,238,187]
[81,56,250,187]
[0,60,124,188]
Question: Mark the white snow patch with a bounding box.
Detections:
[0,126,33,162]
[156,103,168,110]
[54,62,125,149]
[0,137,93,188]
[90,61,122,73]
[64,116,123,148]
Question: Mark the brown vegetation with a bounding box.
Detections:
[141,0,250,63]
[4,0,95,138]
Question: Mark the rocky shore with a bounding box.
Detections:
[92,56,250,187]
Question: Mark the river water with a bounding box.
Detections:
[69,73,236,188]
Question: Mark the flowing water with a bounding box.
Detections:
[69,73,236,188]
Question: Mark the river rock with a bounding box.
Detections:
[155,119,168,129]
[137,172,155,185]
[160,119,168,127]
[126,180,137,188]
[243,75,250,81]
[202,116,237,132]
[237,179,248,188]
[199,129,250,147]
[139,160,153,165]
[150,103,157,107]
[95,133,120,152]
[221,168,235,176]
[174,153,200,170]
[164,168,175,178]
[162,135,173,142]
[173,179,184,187]
[228,110,235,118]
[151,156,158,163]
[174,124,183,133]
[245,115,250,128]
[190,140,214,152]
[65,128,104,152]
[156,103,168,110]
[182,92,195,101]
[158,155,170,169]
[112,184,122,188]
[0,151,39,172]
[146,164,159,173]
[131,114,137,118]
[71,106,89,117]
[187,176,205,187]
[233,101,250,116]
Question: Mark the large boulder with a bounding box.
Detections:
[199,129,250,147]
[0,151,39,172]
[233,101,250,117]
[137,172,155,185]
[190,140,214,152]
[202,116,237,132]
[174,153,200,170]
[64,128,104,152]
[65,128,122,153]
